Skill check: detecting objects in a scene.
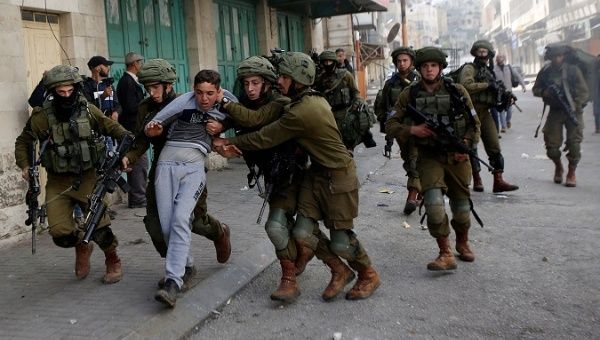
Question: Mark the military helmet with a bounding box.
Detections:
[43,65,83,91]
[470,39,495,57]
[544,43,571,60]
[137,58,177,85]
[415,47,448,69]
[391,47,416,62]
[237,56,277,83]
[319,50,337,63]
[278,52,316,86]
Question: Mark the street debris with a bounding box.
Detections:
[521,153,530,159]
[402,221,411,229]
[332,332,342,340]
[377,203,389,207]
[420,225,428,230]
[379,188,394,194]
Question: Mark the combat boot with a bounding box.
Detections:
[75,242,93,279]
[472,170,484,192]
[155,278,180,308]
[403,188,420,215]
[102,246,122,284]
[294,240,315,276]
[213,223,231,263]
[492,170,519,193]
[322,258,355,301]
[270,260,300,302]
[427,237,457,271]
[345,267,380,300]
[552,158,564,184]
[565,164,577,187]
[455,230,475,262]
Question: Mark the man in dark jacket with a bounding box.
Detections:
[117,52,147,208]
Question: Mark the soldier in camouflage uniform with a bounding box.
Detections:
[121,59,231,291]
[386,47,481,270]
[215,52,380,300]
[459,40,518,193]
[218,56,356,302]
[532,44,589,187]
[15,65,130,283]
[314,50,376,151]
[375,47,422,215]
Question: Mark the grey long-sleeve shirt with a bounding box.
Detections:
[152,90,236,154]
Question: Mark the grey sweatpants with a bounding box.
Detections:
[155,158,206,288]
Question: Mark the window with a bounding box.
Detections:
[21,10,59,24]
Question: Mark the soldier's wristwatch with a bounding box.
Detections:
[220,97,230,107]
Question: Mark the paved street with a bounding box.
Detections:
[191,90,600,339]
[1,89,598,339]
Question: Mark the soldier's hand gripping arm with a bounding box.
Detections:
[459,64,489,94]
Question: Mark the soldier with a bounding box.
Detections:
[458,40,518,193]
[335,48,354,75]
[314,50,375,151]
[374,47,422,214]
[386,47,481,270]
[532,44,589,187]
[218,56,355,302]
[214,52,380,300]
[15,65,130,283]
[121,60,231,296]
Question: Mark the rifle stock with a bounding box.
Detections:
[82,134,133,243]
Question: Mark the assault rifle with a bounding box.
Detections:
[546,84,578,126]
[25,140,49,254]
[406,104,494,172]
[256,151,297,224]
[493,80,522,113]
[264,48,285,70]
[82,134,134,243]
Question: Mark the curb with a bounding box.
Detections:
[122,238,276,340]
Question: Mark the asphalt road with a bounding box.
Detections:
[190,90,600,340]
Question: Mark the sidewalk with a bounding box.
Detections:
[0,158,277,339]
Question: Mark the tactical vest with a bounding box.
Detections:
[42,99,106,174]
[411,84,468,149]
[470,64,497,106]
[321,69,352,110]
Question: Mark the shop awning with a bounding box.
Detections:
[268,0,387,18]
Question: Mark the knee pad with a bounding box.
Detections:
[265,208,290,251]
[546,147,561,160]
[52,233,79,248]
[424,189,446,225]
[91,227,116,250]
[292,215,318,249]
[450,198,471,225]
[329,230,357,260]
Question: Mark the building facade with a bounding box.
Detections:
[0,0,386,245]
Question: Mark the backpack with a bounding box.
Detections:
[565,47,598,96]
[340,97,375,147]
[445,62,472,83]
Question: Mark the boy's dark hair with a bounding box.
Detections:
[194,69,221,87]
[335,48,345,54]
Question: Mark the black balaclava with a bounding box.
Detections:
[52,86,80,121]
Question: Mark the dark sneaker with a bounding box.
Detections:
[157,266,196,292]
[155,278,180,308]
